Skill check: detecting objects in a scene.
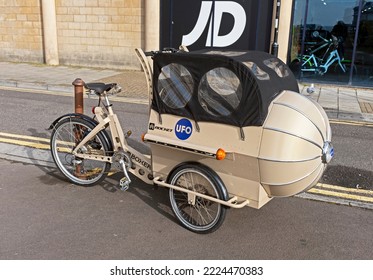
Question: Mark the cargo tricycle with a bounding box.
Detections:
[49,48,334,233]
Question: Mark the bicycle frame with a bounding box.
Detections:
[65,89,250,208]
[321,49,346,73]
[71,94,154,185]
[300,54,319,72]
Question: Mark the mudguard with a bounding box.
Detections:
[48,113,113,152]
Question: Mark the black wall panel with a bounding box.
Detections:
[160,0,274,51]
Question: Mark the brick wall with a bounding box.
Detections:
[0,0,44,63]
[0,0,145,69]
[56,0,144,69]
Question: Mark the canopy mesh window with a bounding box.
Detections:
[157,63,194,109]
[198,67,242,116]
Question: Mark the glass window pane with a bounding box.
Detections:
[289,0,358,85]
[352,1,373,86]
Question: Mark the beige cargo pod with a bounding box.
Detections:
[259,90,333,197]
[140,48,334,233]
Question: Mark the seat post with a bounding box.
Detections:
[72,78,85,114]
[103,94,115,116]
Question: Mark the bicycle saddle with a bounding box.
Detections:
[85,82,117,95]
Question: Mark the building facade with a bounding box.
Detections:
[1,0,372,88]
[0,0,293,70]
[0,0,158,70]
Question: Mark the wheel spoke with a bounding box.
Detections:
[169,165,226,233]
[50,117,110,186]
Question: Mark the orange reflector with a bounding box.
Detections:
[141,133,145,142]
[216,148,226,160]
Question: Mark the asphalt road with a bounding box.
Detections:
[321,122,372,189]
[0,157,372,260]
[0,88,372,260]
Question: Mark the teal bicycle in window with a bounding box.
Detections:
[290,31,351,76]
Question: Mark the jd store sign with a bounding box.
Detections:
[160,0,274,51]
[182,1,247,47]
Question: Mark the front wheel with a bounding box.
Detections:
[50,116,111,186]
[168,163,228,234]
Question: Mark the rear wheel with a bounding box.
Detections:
[290,56,318,77]
[289,59,301,77]
[168,163,228,234]
[50,117,111,186]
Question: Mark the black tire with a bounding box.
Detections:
[290,57,319,77]
[289,59,301,77]
[168,163,228,234]
[50,116,111,186]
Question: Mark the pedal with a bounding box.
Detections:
[119,158,131,191]
[119,177,130,191]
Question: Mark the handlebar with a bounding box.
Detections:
[308,31,340,54]
[312,31,329,43]
[144,47,187,57]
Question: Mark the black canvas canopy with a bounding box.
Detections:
[152,49,299,128]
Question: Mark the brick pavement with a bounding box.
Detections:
[94,71,148,99]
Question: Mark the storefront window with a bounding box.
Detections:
[353,1,373,86]
[289,0,373,87]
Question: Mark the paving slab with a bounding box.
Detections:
[338,88,361,113]
[357,90,373,103]
[318,88,339,110]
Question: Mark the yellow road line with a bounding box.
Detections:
[0,132,50,143]
[0,137,50,150]
[329,119,373,127]
[308,188,373,203]
[316,182,373,195]
[0,137,75,153]
[0,132,74,146]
